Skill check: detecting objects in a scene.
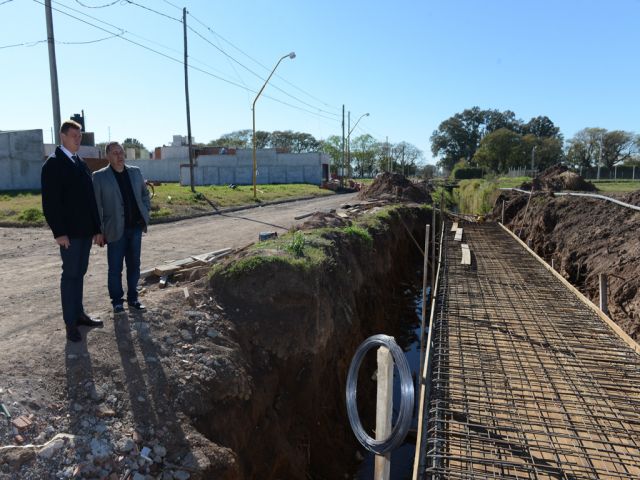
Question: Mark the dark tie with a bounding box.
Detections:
[72,154,80,164]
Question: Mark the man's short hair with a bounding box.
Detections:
[60,120,82,135]
[105,141,123,154]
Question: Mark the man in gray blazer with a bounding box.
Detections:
[93,142,151,313]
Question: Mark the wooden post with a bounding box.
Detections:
[551,258,555,270]
[374,347,393,480]
[599,273,609,315]
[419,225,430,376]
[501,200,505,224]
[431,204,436,289]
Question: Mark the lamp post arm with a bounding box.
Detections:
[253,54,289,111]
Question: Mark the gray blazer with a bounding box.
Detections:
[93,165,151,243]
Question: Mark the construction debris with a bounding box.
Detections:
[143,248,233,287]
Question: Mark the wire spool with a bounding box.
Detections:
[345,334,415,454]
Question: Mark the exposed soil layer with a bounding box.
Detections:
[0,199,429,480]
[358,172,433,203]
[491,189,640,340]
[521,165,597,192]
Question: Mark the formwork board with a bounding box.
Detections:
[419,222,640,479]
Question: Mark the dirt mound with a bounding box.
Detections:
[357,172,432,203]
[523,165,597,192]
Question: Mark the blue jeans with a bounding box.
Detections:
[60,236,92,326]
[107,226,143,306]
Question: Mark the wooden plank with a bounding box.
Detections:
[450,221,458,232]
[374,346,393,480]
[153,264,181,276]
[454,228,463,242]
[461,243,471,265]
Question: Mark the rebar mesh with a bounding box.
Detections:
[420,222,640,479]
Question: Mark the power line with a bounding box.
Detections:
[0,31,123,49]
[0,0,16,5]
[187,11,341,113]
[73,0,119,8]
[33,0,342,123]
[160,0,180,10]
[73,0,338,118]
[122,0,180,23]
[187,24,339,118]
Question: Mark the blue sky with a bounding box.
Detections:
[1,0,639,164]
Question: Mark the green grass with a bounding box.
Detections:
[0,191,43,225]
[0,183,334,226]
[589,180,640,193]
[457,179,500,215]
[495,176,531,188]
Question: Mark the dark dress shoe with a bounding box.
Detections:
[77,313,104,327]
[127,301,146,311]
[66,324,82,343]
[113,304,125,314]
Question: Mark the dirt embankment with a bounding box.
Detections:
[0,200,429,479]
[492,188,640,340]
[198,205,427,479]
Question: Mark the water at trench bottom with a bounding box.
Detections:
[354,282,428,480]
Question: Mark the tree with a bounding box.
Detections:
[522,115,561,139]
[208,129,252,148]
[350,134,377,177]
[430,107,526,171]
[602,130,636,167]
[474,128,523,173]
[320,135,343,175]
[565,128,606,168]
[122,138,146,159]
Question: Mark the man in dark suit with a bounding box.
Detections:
[41,120,104,343]
[93,142,151,313]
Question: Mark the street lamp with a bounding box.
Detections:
[347,112,369,180]
[252,51,296,199]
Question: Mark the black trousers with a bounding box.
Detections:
[59,236,92,325]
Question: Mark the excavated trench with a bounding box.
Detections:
[187,205,431,479]
[492,189,640,341]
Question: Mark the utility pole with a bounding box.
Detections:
[45,0,61,145]
[531,145,537,174]
[341,105,345,188]
[183,7,195,192]
[347,110,351,180]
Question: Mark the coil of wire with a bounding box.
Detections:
[345,334,414,454]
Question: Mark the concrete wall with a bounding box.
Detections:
[126,158,185,182]
[0,130,45,191]
[179,149,329,186]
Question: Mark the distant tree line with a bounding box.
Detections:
[430,106,640,174]
[208,129,427,178]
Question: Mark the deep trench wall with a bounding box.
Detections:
[494,191,640,340]
[203,205,430,479]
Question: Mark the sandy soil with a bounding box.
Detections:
[0,193,357,346]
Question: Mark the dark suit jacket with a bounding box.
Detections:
[41,147,101,239]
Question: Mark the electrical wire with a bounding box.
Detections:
[187,11,341,115]
[345,334,414,454]
[73,0,120,8]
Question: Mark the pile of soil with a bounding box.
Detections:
[357,172,432,203]
[522,165,597,192]
[493,189,640,340]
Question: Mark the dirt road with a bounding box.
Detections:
[0,193,357,355]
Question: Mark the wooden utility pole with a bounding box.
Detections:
[45,0,61,144]
[341,105,345,188]
[183,8,195,192]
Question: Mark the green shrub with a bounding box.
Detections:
[342,225,373,246]
[286,230,306,257]
[18,208,43,223]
